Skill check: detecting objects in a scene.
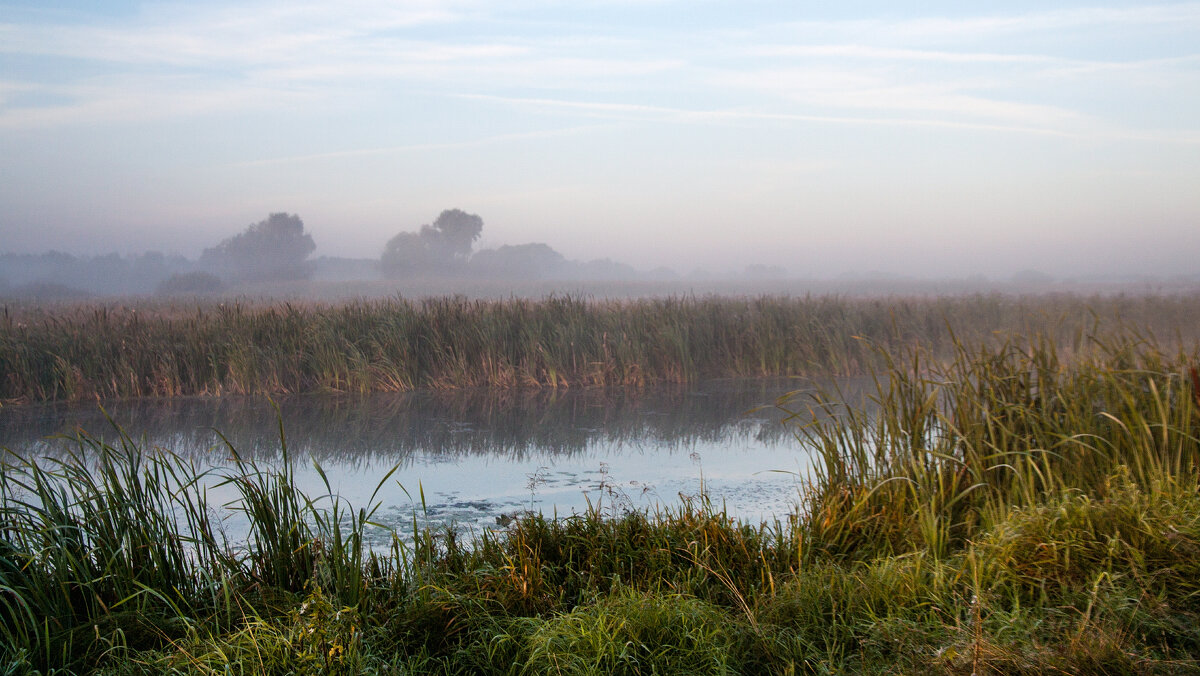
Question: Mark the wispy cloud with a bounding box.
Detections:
[462,92,1200,145]
[0,76,319,130]
[706,66,1087,128]
[231,124,613,166]
[1,0,1197,144]
[749,44,1064,65]
[458,93,1086,137]
[0,0,686,128]
[0,4,469,67]
[778,4,1200,42]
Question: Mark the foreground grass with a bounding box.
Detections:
[6,292,1200,402]
[3,327,1200,673]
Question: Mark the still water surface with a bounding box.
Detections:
[0,379,869,539]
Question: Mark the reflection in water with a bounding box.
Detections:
[0,378,874,540]
[0,379,849,463]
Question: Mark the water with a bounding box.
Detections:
[0,378,870,540]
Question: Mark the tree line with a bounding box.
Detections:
[0,209,659,298]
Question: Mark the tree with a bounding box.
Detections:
[200,213,316,283]
[380,209,483,278]
[469,243,566,280]
[380,231,436,278]
[426,209,483,262]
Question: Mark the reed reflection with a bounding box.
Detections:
[0,378,872,464]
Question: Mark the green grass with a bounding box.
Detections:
[6,293,1200,403]
[3,319,1200,673]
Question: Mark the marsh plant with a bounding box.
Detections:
[2,324,1200,673]
[6,293,1200,403]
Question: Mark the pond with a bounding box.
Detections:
[0,378,871,541]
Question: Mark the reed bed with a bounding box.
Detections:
[6,293,1200,403]
[3,325,1200,673]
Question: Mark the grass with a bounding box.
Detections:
[5,292,1200,403]
[3,317,1200,673]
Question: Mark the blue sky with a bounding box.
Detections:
[1,1,1197,277]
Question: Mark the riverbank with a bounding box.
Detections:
[6,292,1200,404]
[3,327,1199,673]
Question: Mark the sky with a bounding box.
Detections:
[1,1,1198,279]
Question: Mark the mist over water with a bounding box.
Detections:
[5,240,1196,304]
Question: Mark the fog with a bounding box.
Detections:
[2,1,1198,293]
[2,207,1196,302]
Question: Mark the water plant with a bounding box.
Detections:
[6,293,1200,403]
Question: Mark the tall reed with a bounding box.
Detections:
[6,293,1200,403]
[0,422,399,672]
[789,326,1200,563]
[0,425,223,670]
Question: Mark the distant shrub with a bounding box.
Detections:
[469,243,566,279]
[7,281,91,300]
[156,271,224,295]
